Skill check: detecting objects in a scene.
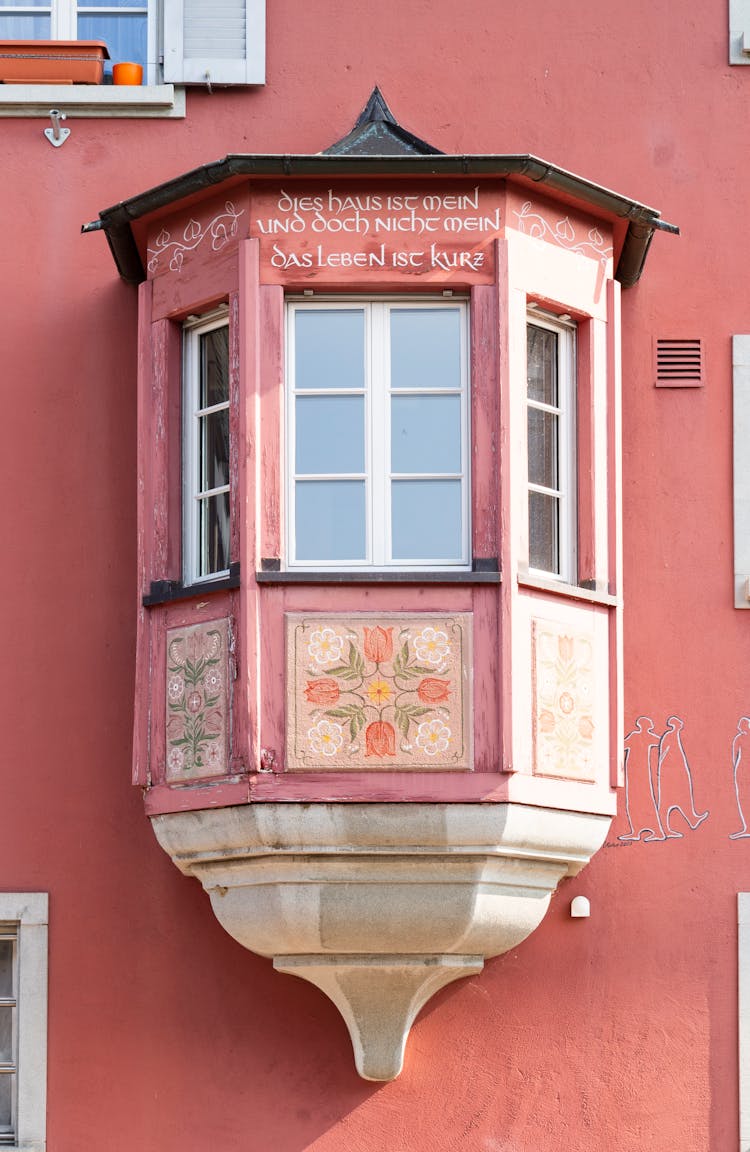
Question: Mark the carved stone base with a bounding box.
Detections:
[151,802,610,1079]
[275,954,483,1080]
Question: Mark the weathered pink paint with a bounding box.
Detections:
[2,3,747,1149]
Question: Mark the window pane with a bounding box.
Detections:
[0,943,12,999]
[200,410,229,492]
[391,395,461,474]
[295,310,365,390]
[390,308,462,390]
[296,481,366,562]
[0,14,50,35]
[295,396,364,474]
[0,1073,11,1130]
[78,12,146,73]
[527,407,558,490]
[527,325,558,406]
[0,1,49,6]
[391,480,462,560]
[199,491,230,576]
[529,490,559,572]
[80,1,146,8]
[0,1008,12,1064]
[200,328,229,408]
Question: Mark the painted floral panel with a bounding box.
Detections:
[165,618,230,781]
[531,619,596,781]
[286,614,472,771]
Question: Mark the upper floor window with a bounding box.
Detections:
[526,314,576,582]
[0,0,147,78]
[0,894,47,1152]
[183,313,230,585]
[0,0,265,86]
[286,299,470,571]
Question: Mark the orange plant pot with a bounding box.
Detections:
[0,40,109,84]
[112,61,142,86]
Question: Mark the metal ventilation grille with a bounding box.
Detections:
[655,338,704,387]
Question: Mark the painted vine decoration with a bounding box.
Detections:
[304,625,455,761]
[166,628,225,775]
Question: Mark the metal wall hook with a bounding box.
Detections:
[44,109,70,148]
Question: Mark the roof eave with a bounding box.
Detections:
[88,152,677,287]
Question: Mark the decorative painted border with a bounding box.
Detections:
[531,618,596,781]
[286,613,472,771]
[147,201,244,274]
[513,200,613,269]
[165,618,230,781]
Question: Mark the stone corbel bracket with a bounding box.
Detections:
[151,803,610,1080]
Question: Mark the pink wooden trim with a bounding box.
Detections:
[142,770,615,816]
[470,284,499,560]
[576,319,596,585]
[149,318,171,582]
[495,238,515,772]
[144,779,251,817]
[259,285,284,562]
[151,246,239,322]
[607,278,624,789]
[229,291,242,568]
[239,239,261,771]
[133,280,154,787]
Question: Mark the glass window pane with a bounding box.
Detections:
[200,328,229,408]
[0,942,12,999]
[527,407,558,490]
[295,310,365,391]
[391,480,462,561]
[527,325,558,406]
[199,410,229,493]
[0,1,49,6]
[391,394,461,474]
[78,12,146,73]
[199,491,229,576]
[0,1073,12,1130]
[0,14,50,35]
[390,308,462,390]
[80,1,146,8]
[0,1008,12,1065]
[295,396,364,475]
[296,481,366,562]
[529,490,559,573]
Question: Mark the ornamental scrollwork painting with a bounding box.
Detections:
[286,614,472,771]
[146,202,244,275]
[513,200,613,269]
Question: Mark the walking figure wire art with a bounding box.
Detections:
[619,715,708,842]
[730,717,750,839]
[620,717,663,841]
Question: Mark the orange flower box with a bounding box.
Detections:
[0,41,109,84]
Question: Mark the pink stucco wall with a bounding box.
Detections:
[1,2,747,1148]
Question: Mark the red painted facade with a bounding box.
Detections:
[2,3,748,1147]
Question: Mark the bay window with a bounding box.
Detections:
[183,313,230,585]
[526,313,576,582]
[286,299,470,571]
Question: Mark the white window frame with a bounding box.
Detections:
[739,894,750,1151]
[734,336,750,607]
[183,310,231,587]
[0,894,47,1152]
[526,311,577,584]
[285,297,471,573]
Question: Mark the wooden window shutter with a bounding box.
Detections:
[162,0,265,85]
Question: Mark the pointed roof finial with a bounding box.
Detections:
[323,87,442,157]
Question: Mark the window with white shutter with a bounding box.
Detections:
[163,0,264,85]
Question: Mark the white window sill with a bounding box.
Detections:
[0,83,184,117]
